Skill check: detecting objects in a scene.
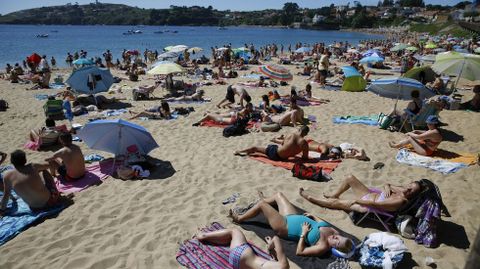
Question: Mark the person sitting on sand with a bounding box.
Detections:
[163,89,206,102]
[389,89,423,118]
[262,97,305,127]
[427,74,445,94]
[193,103,254,127]
[234,125,309,161]
[196,228,289,269]
[299,174,421,213]
[129,101,171,120]
[389,115,442,156]
[229,191,354,258]
[46,133,85,181]
[1,150,61,213]
[29,118,64,148]
[217,85,252,109]
[461,85,480,112]
[297,84,329,103]
[297,63,312,76]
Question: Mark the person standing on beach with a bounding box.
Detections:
[318,50,330,86]
[103,50,113,69]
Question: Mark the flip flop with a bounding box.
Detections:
[373,162,385,170]
[222,193,239,205]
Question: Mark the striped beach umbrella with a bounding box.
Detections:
[368,77,436,101]
[258,64,293,81]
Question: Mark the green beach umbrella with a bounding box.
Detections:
[390,44,408,52]
[432,52,480,89]
[425,43,437,49]
[475,47,480,54]
[406,46,418,52]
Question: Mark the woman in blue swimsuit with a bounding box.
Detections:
[230,192,354,257]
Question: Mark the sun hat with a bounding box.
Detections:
[425,115,439,125]
[332,241,356,259]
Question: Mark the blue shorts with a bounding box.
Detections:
[266,144,281,161]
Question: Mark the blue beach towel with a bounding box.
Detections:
[166,98,211,104]
[333,115,379,126]
[396,149,468,174]
[103,109,128,117]
[0,191,66,246]
[34,94,50,101]
[48,83,65,90]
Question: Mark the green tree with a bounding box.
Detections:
[281,2,299,25]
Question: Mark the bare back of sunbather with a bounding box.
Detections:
[277,133,307,159]
[3,164,51,208]
[271,109,304,126]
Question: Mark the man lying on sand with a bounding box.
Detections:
[196,227,289,269]
[46,133,85,181]
[262,97,305,127]
[299,174,422,213]
[234,125,309,161]
[193,103,253,126]
[1,150,61,214]
[389,115,442,156]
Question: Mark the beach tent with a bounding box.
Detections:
[148,62,185,75]
[258,64,292,81]
[403,66,436,83]
[341,66,366,92]
[66,66,114,94]
[368,77,436,101]
[432,51,480,89]
[78,119,158,156]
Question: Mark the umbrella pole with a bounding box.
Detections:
[453,60,466,94]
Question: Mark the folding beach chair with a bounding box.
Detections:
[43,99,64,120]
[399,102,439,132]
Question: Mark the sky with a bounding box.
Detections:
[0,0,466,15]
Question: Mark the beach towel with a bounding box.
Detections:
[241,74,264,79]
[280,98,323,106]
[249,155,340,174]
[200,120,257,129]
[239,206,360,269]
[176,222,271,269]
[55,160,116,194]
[0,191,66,246]
[103,109,128,117]
[34,94,50,100]
[396,149,469,174]
[48,83,65,90]
[166,98,212,104]
[333,115,379,126]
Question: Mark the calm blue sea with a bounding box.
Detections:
[0,24,383,67]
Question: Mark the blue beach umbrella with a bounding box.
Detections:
[360,55,384,64]
[368,77,436,101]
[72,58,94,66]
[362,49,383,58]
[77,119,159,156]
[66,66,114,94]
[295,47,312,53]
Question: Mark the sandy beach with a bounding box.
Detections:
[0,62,479,269]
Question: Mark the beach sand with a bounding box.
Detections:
[0,63,479,269]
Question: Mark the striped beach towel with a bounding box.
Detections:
[176,222,271,268]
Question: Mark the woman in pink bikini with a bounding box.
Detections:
[299,175,421,213]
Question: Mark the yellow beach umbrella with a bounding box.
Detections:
[147,63,185,75]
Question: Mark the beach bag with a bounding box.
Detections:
[378,113,395,130]
[261,122,281,132]
[0,100,8,111]
[132,89,148,101]
[223,117,249,138]
[291,163,326,182]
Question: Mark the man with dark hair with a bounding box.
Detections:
[216,84,251,108]
[1,150,60,213]
[235,126,310,161]
[46,132,85,181]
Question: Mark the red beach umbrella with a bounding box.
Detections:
[258,64,293,81]
[27,53,42,65]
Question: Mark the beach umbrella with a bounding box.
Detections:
[236,51,252,60]
[233,47,249,53]
[455,48,469,53]
[187,47,203,54]
[368,77,436,101]
[347,48,359,53]
[360,55,384,64]
[27,53,41,65]
[340,66,366,92]
[72,58,94,66]
[126,50,139,55]
[164,46,174,52]
[432,51,480,89]
[390,44,408,52]
[157,51,179,60]
[66,66,114,94]
[295,47,312,53]
[216,47,229,52]
[475,48,480,54]
[258,64,293,81]
[433,48,446,53]
[405,46,418,52]
[362,49,383,58]
[168,45,189,53]
[403,66,436,83]
[151,60,174,69]
[425,43,437,49]
[77,119,158,156]
[147,62,185,75]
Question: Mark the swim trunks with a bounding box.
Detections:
[266,144,282,161]
[229,243,250,269]
[58,165,83,181]
[226,86,235,103]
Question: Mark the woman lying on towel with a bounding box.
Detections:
[389,115,443,156]
[196,228,289,269]
[300,175,421,213]
[192,102,253,127]
[129,101,171,120]
[230,192,355,258]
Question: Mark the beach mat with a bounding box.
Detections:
[176,222,271,269]
[281,98,324,107]
[166,98,211,104]
[239,205,360,269]
[249,155,340,174]
[0,191,67,246]
[55,160,118,194]
[396,149,471,174]
[333,115,379,126]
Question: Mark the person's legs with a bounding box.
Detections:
[231,200,288,236]
[29,130,40,142]
[197,228,247,248]
[324,175,370,198]
[300,188,367,212]
[217,98,228,108]
[48,159,61,177]
[260,192,298,216]
[389,136,428,155]
[234,146,266,156]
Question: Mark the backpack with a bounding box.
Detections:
[132,89,148,101]
[0,100,8,111]
[291,163,328,182]
[223,117,249,138]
